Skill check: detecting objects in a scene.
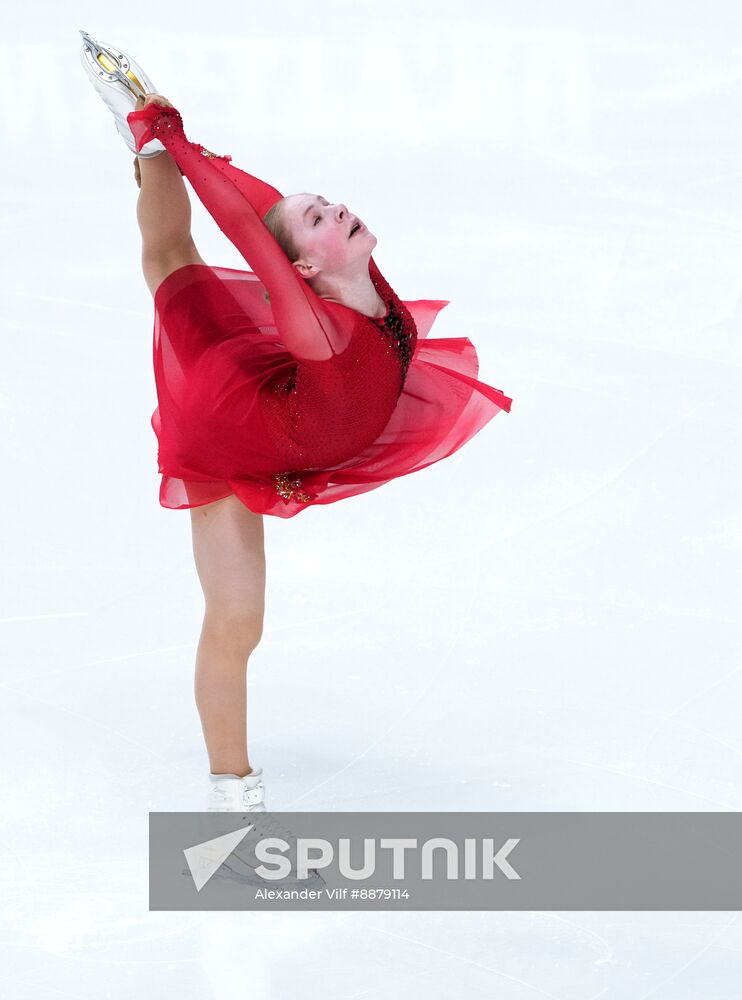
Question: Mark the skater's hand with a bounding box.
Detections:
[129,92,185,155]
[135,93,176,111]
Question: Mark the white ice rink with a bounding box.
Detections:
[2,1,741,996]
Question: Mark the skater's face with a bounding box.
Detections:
[282,193,376,277]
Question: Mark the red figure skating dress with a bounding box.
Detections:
[126,102,513,518]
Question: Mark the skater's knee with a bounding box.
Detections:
[201,605,264,655]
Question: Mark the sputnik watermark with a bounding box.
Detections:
[151,812,742,910]
[184,827,521,891]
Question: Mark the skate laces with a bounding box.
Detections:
[244,809,301,848]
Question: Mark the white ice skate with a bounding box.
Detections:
[207,768,268,813]
[184,768,326,891]
[78,29,165,158]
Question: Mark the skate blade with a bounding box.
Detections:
[79,29,149,100]
[180,864,327,891]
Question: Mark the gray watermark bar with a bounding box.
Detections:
[149,811,742,910]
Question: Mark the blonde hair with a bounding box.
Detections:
[262,198,300,261]
[262,199,301,304]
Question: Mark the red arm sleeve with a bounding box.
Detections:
[127,103,344,362]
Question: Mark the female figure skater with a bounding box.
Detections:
[80,32,512,817]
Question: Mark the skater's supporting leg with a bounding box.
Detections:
[190,495,266,777]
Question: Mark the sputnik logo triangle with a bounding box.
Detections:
[183,823,255,892]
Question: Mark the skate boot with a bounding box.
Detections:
[184,768,326,891]
[207,768,268,812]
[78,28,165,157]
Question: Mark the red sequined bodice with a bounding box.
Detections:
[259,260,419,471]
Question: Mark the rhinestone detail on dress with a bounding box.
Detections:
[368,265,417,386]
[273,472,313,504]
[149,108,232,162]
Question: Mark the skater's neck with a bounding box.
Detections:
[309,265,387,320]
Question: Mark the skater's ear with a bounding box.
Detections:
[292,258,316,280]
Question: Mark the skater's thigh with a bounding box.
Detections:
[143,237,207,299]
[189,495,265,626]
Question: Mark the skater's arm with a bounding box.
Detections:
[127,102,344,361]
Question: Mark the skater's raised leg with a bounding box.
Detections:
[133,94,206,296]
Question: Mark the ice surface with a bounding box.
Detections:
[1,2,741,997]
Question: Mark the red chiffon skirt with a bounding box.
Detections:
[150,263,512,518]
